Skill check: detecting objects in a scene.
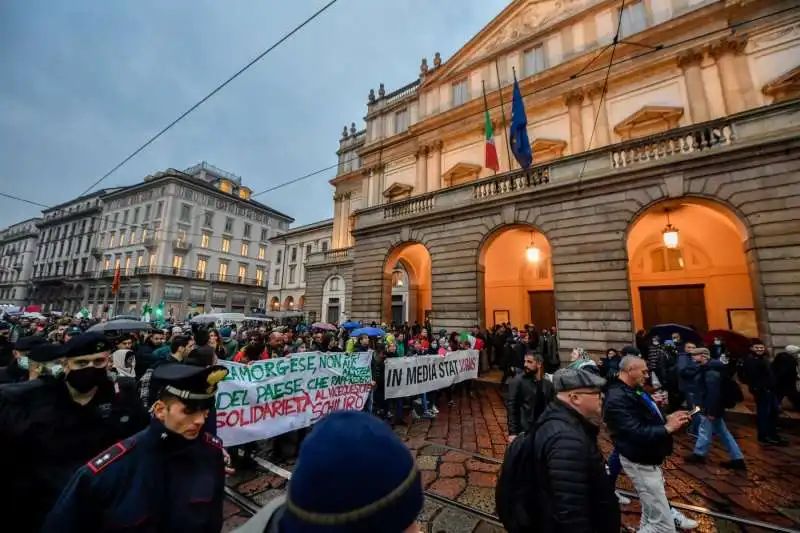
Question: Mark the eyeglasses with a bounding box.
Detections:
[571,391,603,399]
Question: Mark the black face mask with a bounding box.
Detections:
[66,367,108,393]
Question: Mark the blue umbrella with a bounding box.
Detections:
[351,327,384,337]
[341,321,361,329]
[647,323,702,345]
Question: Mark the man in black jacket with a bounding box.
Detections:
[605,355,692,533]
[533,367,620,533]
[744,339,788,446]
[507,352,554,442]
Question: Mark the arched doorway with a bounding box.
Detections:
[283,295,295,310]
[479,225,554,329]
[322,275,346,325]
[627,199,757,337]
[269,296,280,311]
[382,243,431,325]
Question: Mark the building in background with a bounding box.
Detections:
[30,190,119,312]
[267,219,333,322]
[86,162,293,318]
[0,218,41,307]
[305,0,800,355]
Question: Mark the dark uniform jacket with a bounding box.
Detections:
[0,376,148,533]
[507,372,554,435]
[41,418,226,533]
[603,380,672,465]
[532,400,620,533]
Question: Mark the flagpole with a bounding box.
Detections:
[495,60,514,172]
[481,80,497,176]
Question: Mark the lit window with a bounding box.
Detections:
[103,257,110,271]
[241,242,249,257]
[256,267,264,286]
[222,238,230,253]
[149,253,156,268]
[197,258,207,277]
[124,255,131,274]
[201,233,210,248]
[136,253,143,268]
[219,262,228,277]
[108,232,116,248]
[172,255,183,270]
[238,265,247,281]
[258,245,266,260]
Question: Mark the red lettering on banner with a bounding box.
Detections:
[216,393,312,429]
[459,356,476,373]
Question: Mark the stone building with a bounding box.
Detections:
[86,163,293,318]
[0,218,41,307]
[30,189,118,312]
[266,219,333,318]
[305,0,800,356]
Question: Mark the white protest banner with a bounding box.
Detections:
[383,350,478,399]
[215,351,372,447]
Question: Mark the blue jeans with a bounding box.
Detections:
[755,392,780,440]
[694,415,744,460]
[608,449,622,487]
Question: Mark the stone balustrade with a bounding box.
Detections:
[307,247,353,266]
[384,195,436,219]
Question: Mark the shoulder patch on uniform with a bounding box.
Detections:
[87,441,133,474]
[203,433,223,449]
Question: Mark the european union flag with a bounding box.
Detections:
[509,77,532,169]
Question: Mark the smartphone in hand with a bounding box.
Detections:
[689,406,702,417]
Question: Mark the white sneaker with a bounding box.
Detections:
[671,508,698,530]
[616,491,631,505]
[431,405,439,414]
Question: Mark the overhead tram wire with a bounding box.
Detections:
[76,0,340,198]
[2,4,798,237]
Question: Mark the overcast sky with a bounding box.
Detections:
[0,0,509,228]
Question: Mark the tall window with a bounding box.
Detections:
[224,217,234,233]
[305,244,312,260]
[108,232,116,248]
[144,204,152,221]
[322,241,329,252]
[219,261,229,278]
[172,255,183,270]
[204,211,214,227]
[452,79,469,106]
[136,251,144,268]
[256,267,264,286]
[524,44,546,76]
[156,201,164,218]
[149,253,156,268]
[180,204,191,222]
[241,242,249,257]
[119,230,126,246]
[201,232,210,248]
[133,207,140,224]
[238,265,247,282]
[274,268,281,285]
[221,238,231,253]
[620,0,647,38]
[123,210,129,225]
[124,255,132,274]
[260,228,268,241]
[258,245,266,260]
[290,247,297,263]
[103,256,111,271]
[289,265,297,283]
[243,223,252,238]
[276,250,283,264]
[197,257,207,276]
[394,109,409,134]
[112,213,119,228]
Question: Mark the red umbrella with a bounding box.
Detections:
[311,322,337,331]
[703,329,750,359]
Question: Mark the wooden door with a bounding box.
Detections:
[639,285,708,333]
[528,291,556,330]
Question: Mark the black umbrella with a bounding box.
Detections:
[88,319,153,334]
[647,323,703,345]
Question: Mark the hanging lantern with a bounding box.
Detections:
[662,209,680,249]
[525,231,541,262]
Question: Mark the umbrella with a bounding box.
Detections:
[646,323,702,345]
[351,327,385,337]
[311,322,337,331]
[88,319,153,333]
[110,315,140,321]
[341,321,361,329]
[703,329,751,359]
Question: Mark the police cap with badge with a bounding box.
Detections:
[152,364,228,409]
[29,342,66,363]
[61,332,114,358]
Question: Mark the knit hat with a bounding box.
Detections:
[281,411,423,533]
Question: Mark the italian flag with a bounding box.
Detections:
[484,108,500,173]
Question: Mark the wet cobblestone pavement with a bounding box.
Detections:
[224,385,800,532]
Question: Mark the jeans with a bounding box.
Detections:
[694,415,744,460]
[755,392,780,440]
[608,449,622,486]
[620,455,676,533]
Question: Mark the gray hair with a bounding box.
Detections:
[620,354,643,372]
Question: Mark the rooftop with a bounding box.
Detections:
[269,218,333,241]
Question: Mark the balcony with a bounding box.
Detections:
[91,247,103,259]
[172,239,192,252]
[354,101,798,230]
[307,247,353,267]
[142,237,157,249]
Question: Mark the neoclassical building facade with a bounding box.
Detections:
[305,0,800,357]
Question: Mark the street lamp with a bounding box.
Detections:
[525,231,541,262]
[662,209,680,249]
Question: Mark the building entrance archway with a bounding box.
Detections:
[382,243,431,326]
[478,225,555,329]
[627,199,758,337]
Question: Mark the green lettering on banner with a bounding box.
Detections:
[320,354,343,369]
[306,376,329,390]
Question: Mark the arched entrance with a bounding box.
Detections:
[269,296,280,311]
[627,199,757,337]
[383,243,431,325]
[322,275,346,325]
[283,295,295,310]
[479,225,554,329]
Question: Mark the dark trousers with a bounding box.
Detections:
[755,391,780,440]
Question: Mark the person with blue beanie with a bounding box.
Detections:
[234,410,424,533]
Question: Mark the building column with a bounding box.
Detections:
[678,48,710,123]
[428,141,443,192]
[332,194,343,249]
[564,90,585,153]
[415,146,428,195]
[339,193,351,248]
[361,172,370,209]
[710,37,750,115]
[587,85,610,148]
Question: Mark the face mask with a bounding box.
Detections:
[652,339,659,345]
[17,356,29,370]
[66,367,108,393]
[431,344,438,349]
[714,340,721,346]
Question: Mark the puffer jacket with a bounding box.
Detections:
[532,400,620,533]
[603,380,672,466]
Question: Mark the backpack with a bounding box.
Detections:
[721,372,744,409]
[495,425,541,533]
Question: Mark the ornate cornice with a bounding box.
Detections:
[676,48,704,69]
[564,89,584,107]
[709,36,748,59]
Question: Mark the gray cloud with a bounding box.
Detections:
[0,0,509,227]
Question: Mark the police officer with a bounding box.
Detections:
[27,341,68,380]
[0,334,45,383]
[42,363,229,533]
[0,332,149,533]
